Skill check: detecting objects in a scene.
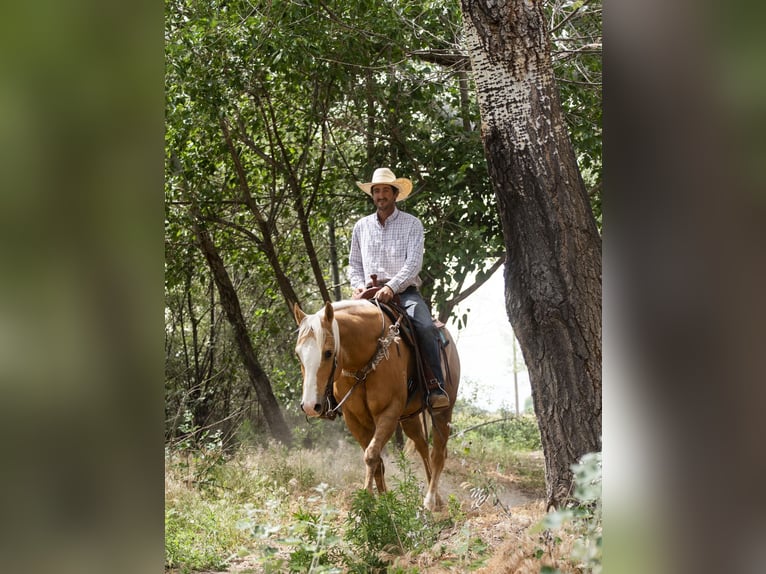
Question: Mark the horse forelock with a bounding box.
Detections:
[296,309,339,356]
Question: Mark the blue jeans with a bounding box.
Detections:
[399,287,445,387]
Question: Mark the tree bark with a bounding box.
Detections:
[461,0,602,508]
[191,209,294,447]
[328,220,342,301]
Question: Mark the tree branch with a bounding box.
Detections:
[410,49,470,69]
[438,256,505,323]
[447,256,505,309]
[550,0,596,35]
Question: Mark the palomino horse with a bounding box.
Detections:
[293,299,460,511]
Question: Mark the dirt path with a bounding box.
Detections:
[381,446,542,511]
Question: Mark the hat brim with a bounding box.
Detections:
[356,178,413,201]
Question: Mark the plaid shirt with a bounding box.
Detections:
[348,207,424,294]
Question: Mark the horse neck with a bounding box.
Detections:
[334,307,386,369]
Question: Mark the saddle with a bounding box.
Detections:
[354,275,448,409]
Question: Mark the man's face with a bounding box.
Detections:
[371,185,397,210]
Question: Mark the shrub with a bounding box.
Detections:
[261,483,345,574]
[451,410,542,452]
[342,451,452,570]
[536,451,602,573]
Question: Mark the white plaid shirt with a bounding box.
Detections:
[348,207,424,294]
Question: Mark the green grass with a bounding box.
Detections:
[165,497,250,572]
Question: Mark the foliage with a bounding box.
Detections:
[165,497,250,572]
[164,0,501,442]
[167,411,227,492]
[343,451,456,570]
[452,409,542,452]
[166,443,325,572]
[165,432,550,572]
[536,451,603,573]
[548,0,603,227]
[266,483,345,574]
[450,408,545,495]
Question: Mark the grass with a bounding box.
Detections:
[165,408,553,573]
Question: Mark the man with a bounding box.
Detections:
[349,167,450,409]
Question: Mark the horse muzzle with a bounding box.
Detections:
[300,400,323,417]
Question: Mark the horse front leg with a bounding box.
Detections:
[371,457,385,493]
[341,408,378,494]
[363,410,400,494]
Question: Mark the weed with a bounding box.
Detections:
[165,500,248,572]
[461,471,512,515]
[276,483,344,574]
[165,421,545,573]
[342,451,449,570]
[535,451,602,573]
[441,523,490,571]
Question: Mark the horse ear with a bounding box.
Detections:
[323,301,334,323]
[293,302,306,325]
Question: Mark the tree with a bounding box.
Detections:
[460,0,602,508]
[168,149,295,446]
[190,206,294,447]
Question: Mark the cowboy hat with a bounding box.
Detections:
[356,167,413,201]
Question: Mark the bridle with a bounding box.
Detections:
[316,355,338,420]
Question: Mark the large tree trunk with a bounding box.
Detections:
[461,0,602,508]
[191,214,294,447]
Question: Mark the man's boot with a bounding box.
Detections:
[428,380,450,409]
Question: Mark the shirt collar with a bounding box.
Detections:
[376,206,400,226]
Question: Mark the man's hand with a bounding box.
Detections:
[352,287,365,299]
[374,285,394,303]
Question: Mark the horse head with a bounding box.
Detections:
[293,302,339,417]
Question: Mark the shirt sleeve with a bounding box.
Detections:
[348,221,366,290]
[387,216,424,294]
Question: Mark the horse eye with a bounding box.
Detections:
[324,350,332,360]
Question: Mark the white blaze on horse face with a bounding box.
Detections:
[296,307,341,417]
[297,334,321,414]
[296,311,336,417]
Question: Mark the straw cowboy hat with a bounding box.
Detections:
[356,167,413,201]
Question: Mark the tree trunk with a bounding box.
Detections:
[220,118,301,313]
[191,214,294,447]
[328,220,342,301]
[288,179,331,303]
[461,0,602,508]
